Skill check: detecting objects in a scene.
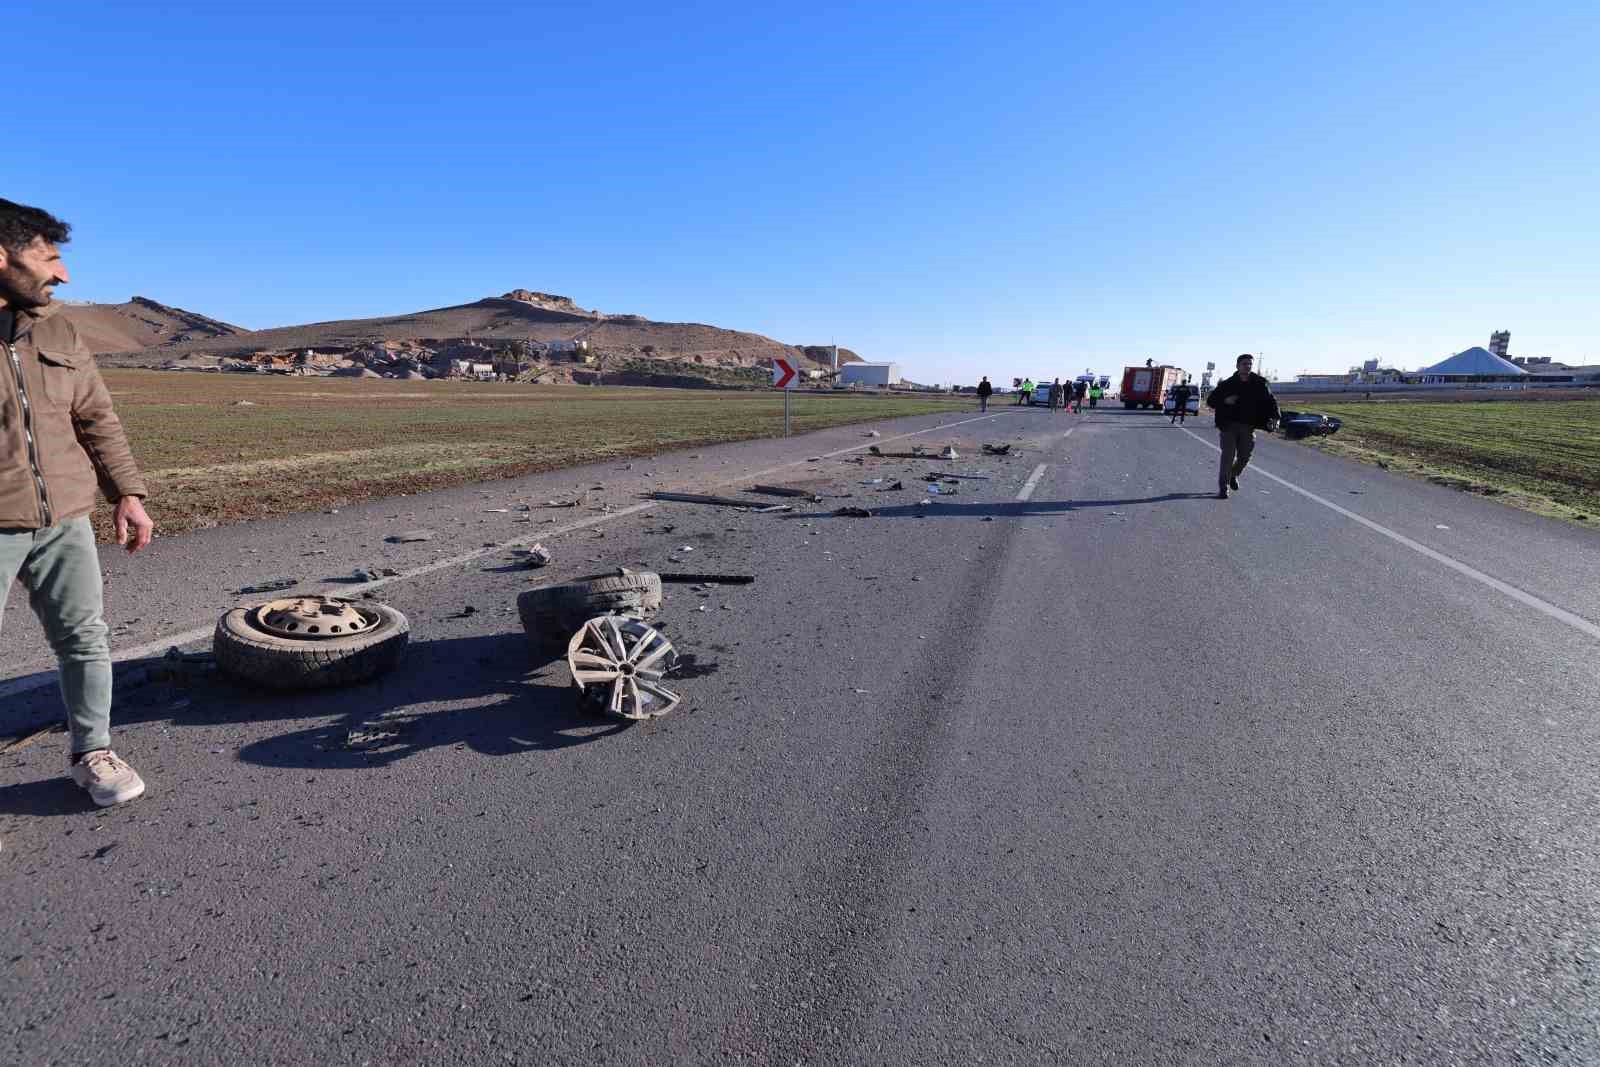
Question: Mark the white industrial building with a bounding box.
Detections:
[838,362,901,387]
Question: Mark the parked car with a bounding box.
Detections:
[1162,389,1201,417]
[1279,410,1343,439]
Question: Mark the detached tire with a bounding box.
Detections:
[518,571,662,650]
[215,602,410,689]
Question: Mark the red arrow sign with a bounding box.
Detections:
[772,357,796,389]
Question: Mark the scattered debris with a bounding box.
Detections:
[939,446,959,460]
[449,606,477,619]
[345,716,410,750]
[883,480,905,491]
[482,508,509,513]
[678,545,695,553]
[749,484,822,502]
[543,499,582,508]
[835,506,874,517]
[515,544,553,569]
[386,530,436,543]
[567,615,681,721]
[649,491,790,512]
[235,578,296,595]
[982,444,1013,456]
[658,573,755,584]
[925,484,958,496]
[869,446,882,456]
[864,430,882,437]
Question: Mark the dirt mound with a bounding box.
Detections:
[58,297,245,354]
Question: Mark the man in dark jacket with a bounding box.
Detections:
[976,376,992,412]
[1169,379,1193,424]
[0,199,153,819]
[1205,353,1279,499]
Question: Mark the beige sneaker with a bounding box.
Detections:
[70,750,146,807]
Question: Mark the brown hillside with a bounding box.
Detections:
[95,290,856,377]
[58,297,245,354]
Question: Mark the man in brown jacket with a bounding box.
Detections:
[1,199,152,813]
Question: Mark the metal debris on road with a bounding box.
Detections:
[749,484,822,502]
[567,615,681,721]
[235,578,297,595]
[649,491,791,512]
[982,444,1013,455]
[386,530,436,543]
[939,446,959,460]
[835,506,874,517]
[515,544,553,568]
[658,573,756,584]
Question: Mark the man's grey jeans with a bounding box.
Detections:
[0,517,112,753]
[1218,422,1256,488]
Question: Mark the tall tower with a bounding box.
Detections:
[1489,330,1510,358]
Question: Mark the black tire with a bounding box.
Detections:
[518,571,663,650]
[215,602,410,689]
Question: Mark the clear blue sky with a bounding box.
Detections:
[12,1,1598,382]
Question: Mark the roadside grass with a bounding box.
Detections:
[96,372,977,538]
[1285,397,1600,524]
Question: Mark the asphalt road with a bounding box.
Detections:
[3,403,1598,1065]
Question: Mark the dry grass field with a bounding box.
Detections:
[1287,395,1600,523]
[94,371,973,538]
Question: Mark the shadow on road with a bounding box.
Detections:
[0,633,630,816]
[794,492,1219,521]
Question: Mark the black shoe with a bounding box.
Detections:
[1229,475,1240,491]
[1217,488,1229,499]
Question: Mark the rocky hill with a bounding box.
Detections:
[87,289,868,385]
[58,297,245,353]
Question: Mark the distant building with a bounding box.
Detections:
[1489,330,1511,359]
[1418,346,1528,383]
[838,362,901,387]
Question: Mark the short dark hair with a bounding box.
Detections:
[1236,353,1254,364]
[0,199,71,254]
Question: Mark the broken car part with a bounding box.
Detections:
[748,484,822,502]
[566,615,681,721]
[214,596,410,689]
[657,573,756,585]
[648,491,790,512]
[518,569,664,651]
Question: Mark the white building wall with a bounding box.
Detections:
[839,362,901,387]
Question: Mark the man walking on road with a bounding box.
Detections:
[1169,378,1192,424]
[1206,353,1279,499]
[1017,378,1034,406]
[0,199,153,817]
[976,375,992,412]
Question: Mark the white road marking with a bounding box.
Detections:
[1017,465,1048,501]
[0,409,1021,700]
[1179,427,1600,641]
[1012,424,1077,501]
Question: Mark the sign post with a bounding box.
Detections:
[772,357,797,436]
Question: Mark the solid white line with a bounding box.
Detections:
[1179,427,1600,641]
[0,408,1022,701]
[1017,465,1048,501]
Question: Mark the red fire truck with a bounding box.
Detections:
[1120,364,1186,410]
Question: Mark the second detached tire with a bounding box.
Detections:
[215,600,410,689]
[518,570,663,650]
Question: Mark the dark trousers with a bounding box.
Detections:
[1218,422,1255,487]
